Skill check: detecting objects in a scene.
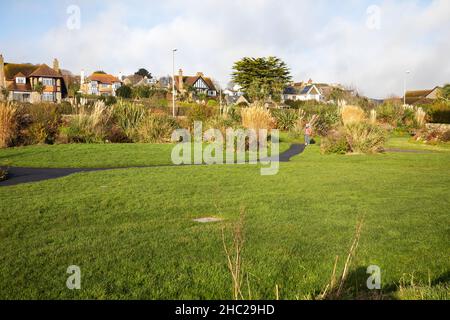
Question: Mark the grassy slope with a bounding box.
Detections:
[0,139,449,299]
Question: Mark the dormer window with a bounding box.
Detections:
[16,77,26,84]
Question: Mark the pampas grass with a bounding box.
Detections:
[241,105,274,133]
[0,102,17,148]
[340,105,366,125]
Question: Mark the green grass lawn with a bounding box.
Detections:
[0,138,449,299]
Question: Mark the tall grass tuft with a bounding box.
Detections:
[0,102,17,148]
[340,105,366,125]
[137,112,179,143]
[345,122,387,154]
[112,100,147,141]
[415,107,426,127]
[62,101,111,143]
[241,105,274,133]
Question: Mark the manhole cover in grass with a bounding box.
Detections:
[193,217,223,223]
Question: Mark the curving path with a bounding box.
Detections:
[0,143,306,187]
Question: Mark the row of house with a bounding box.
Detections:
[0,54,218,103]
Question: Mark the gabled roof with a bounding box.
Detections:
[29,64,63,78]
[14,72,26,78]
[88,73,121,84]
[4,63,38,80]
[405,87,440,105]
[175,74,216,91]
[300,85,321,95]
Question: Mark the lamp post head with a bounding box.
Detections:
[173,48,178,52]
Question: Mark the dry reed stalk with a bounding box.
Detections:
[222,207,246,300]
[0,102,17,148]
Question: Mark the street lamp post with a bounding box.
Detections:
[172,48,178,117]
[403,70,411,106]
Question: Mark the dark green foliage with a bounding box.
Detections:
[271,109,299,130]
[98,95,117,106]
[232,56,291,102]
[116,85,133,99]
[424,102,450,124]
[135,68,151,79]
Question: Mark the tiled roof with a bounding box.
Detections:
[30,64,63,78]
[4,63,38,80]
[175,74,216,91]
[88,73,121,84]
[7,82,32,92]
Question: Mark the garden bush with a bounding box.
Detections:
[425,102,450,124]
[321,122,387,154]
[112,101,147,141]
[137,112,179,143]
[271,109,299,130]
[60,102,111,143]
[320,129,349,154]
[186,103,216,125]
[21,103,62,145]
[345,122,387,153]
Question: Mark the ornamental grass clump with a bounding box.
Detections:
[340,105,366,125]
[0,102,17,148]
[112,100,147,141]
[61,101,111,143]
[241,105,274,133]
[137,112,179,143]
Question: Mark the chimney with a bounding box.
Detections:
[0,54,5,88]
[118,72,123,82]
[80,69,85,84]
[53,58,60,73]
[178,69,184,91]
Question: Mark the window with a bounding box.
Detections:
[42,92,55,102]
[101,83,109,88]
[42,78,54,86]
[16,77,26,84]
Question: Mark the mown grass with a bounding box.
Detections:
[0,139,448,299]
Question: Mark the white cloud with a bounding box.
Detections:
[30,0,450,98]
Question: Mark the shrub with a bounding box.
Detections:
[205,116,238,136]
[241,105,275,132]
[345,122,387,154]
[340,105,366,125]
[271,109,299,130]
[112,101,147,141]
[414,127,450,144]
[312,108,340,136]
[137,113,179,143]
[426,102,450,124]
[321,122,387,154]
[207,99,219,107]
[116,85,133,99]
[61,102,111,143]
[22,103,61,145]
[98,95,117,106]
[186,104,216,125]
[377,102,404,125]
[0,102,17,148]
[320,129,349,154]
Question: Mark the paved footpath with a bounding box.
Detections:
[0,144,306,187]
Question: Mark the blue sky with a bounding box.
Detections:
[1,0,449,98]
